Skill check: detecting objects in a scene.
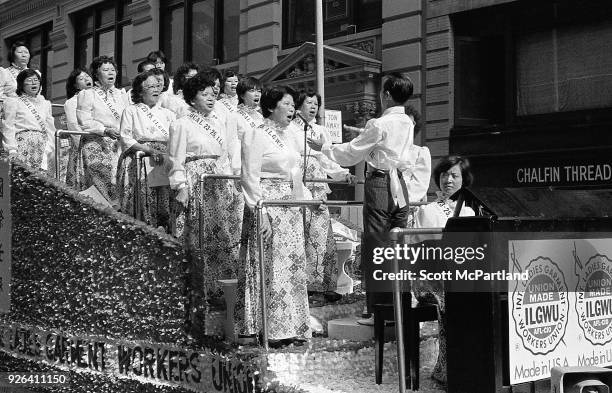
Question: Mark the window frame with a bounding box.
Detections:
[73,0,132,87]
[451,0,612,135]
[282,0,382,49]
[6,23,53,97]
[159,0,238,70]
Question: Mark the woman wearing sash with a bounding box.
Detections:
[161,62,199,117]
[117,70,176,228]
[413,155,474,385]
[76,56,129,205]
[169,71,242,303]
[290,90,353,295]
[64,68,93,186]
[235,85,311,347]
[1,69,54,170]
[218,70,239,110]
[234,77,263,141]
[0,42,32,99]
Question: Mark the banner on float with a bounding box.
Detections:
[0,322,261,393]
[508,238,612,385]
[0,157,10,314]
[324,110,342,143]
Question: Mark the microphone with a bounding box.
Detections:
[294,112,310,183]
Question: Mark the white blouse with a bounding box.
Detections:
[167,108,232,189]
[0,66,24,99]
[161,90,189,118]
[119,103,176,151]
[289,117,349,181]
[234,104,264,142]
[402,145,432,204]
[214,100,240,174]
[415,192,475,228]
[241,118,305,209]
[63,95,80,131]
[2,95,56,169]
[76,85,129,135]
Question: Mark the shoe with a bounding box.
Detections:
[356,315,374,326]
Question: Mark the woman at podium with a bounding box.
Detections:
[414,155,475,385]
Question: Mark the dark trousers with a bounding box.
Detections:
[362,171,409,314]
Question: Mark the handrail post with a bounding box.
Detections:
[134,151,145,219]
[390,227,407,393]
[256,200,269,352]
[54,130,62,180]
[199,174,208,254]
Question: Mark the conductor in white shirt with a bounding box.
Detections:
[308,73,415,322]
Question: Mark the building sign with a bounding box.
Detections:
[0,322,261,393]
[324,109,342,143]
[515,163,612,186]
[508,238,612,385]
[0,157,10,313]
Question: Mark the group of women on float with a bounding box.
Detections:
[0,44,348,348]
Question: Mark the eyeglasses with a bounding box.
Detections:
[24,78,39,84]
[143,83,162,90]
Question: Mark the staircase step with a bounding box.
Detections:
[328,317,395,341]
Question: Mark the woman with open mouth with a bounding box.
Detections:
[1,69,55,171]
[64,68,93,186]
[217,69,239,111]
[289,89,353,298]
[116,70,176,230]
[167,70,244,316]
[76,56,130,207]
[235,85,311,348]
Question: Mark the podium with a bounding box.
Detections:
[443,187,612,393]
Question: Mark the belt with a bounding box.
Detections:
[367,169,403,179]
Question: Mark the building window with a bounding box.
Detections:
[7,24,53,97]
[282,0,382,49]
[160,0,240,73]
[453,0,612,130]
[73,0,133,86]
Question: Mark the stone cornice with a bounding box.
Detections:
[0,0,58,26]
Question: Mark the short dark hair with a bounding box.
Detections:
[433,155,474,191]
[260,85,297,118]
[221,69,239,92]
[236,77,262,105]
[131,70,158,104]
[382,72,413,104]
[15,69,40,96]
[89,56,118,85]
[404,105,422,135]
[296,89,321,109]
[66,68,90,99]
[149,68,169,92]
[200,67,221,84]
[146,50,167,64]
[137,60,155,73]
[182,71,216,106]
[8,41,29,64]
[173,62,199,94]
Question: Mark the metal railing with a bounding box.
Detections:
[389,227,444,393]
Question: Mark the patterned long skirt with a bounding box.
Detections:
[75,134,120,204]
[116,141,171,229]
[172,158,243,298]
[234,180,311,340]
[300,157,338,292]
[15,130,47,170]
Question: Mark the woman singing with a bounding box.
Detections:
[235,85,311,347]
[168,71,243,300]
[1,69,55,170]
[117,70,176,228]
[64,68,93,186]
[290,89,352,295]
[76,56,129,206]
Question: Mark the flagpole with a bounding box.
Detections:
[316,0,325,125]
